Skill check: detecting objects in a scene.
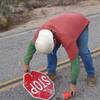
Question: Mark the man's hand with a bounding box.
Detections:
[21,63,30,73]
[68,83,77,96]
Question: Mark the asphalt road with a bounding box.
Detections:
[0,54,100,100]
[0,14,100,83]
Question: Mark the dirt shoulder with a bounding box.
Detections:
[0,0,100,37]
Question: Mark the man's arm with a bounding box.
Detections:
[70,54,80,84]
[21,40,36,72]
[68,54,80,96]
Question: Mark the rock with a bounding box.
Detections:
[9,5,16,13]
[0,15,12,30]
[15,3,27,14]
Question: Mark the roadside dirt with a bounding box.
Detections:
[11,0,100,29]
[0,0,100,33]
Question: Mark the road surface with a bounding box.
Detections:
[0,14,100,83]
[0,54,100,100]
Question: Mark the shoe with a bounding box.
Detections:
[47,73,56,81]
[87,76,96,87]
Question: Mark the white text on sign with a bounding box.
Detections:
[30,75,51,94]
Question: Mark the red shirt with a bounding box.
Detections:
[33,13,89,60]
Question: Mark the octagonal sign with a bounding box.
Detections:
[23,70,55,100]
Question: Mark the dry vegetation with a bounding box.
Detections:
[0,0,93,31]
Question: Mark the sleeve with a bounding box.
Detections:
[70,54,80,85]
[22,40,36,65]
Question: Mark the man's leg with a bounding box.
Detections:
[77,26,96,86]
[47,42,60,80]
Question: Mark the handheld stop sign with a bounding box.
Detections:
[23,70,55,100]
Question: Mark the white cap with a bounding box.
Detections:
[35,29,54,54]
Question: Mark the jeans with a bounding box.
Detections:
[47,42,60,74]
[47,26,95,76]
[77,26,95,76]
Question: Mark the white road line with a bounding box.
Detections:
[0,29,35,40]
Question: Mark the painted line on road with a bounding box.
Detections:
[0,82,22,92]
[0,47,100,92]
[0,29,35,40]
[0,76,22,89]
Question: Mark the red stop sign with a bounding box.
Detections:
[23,70,55,100]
